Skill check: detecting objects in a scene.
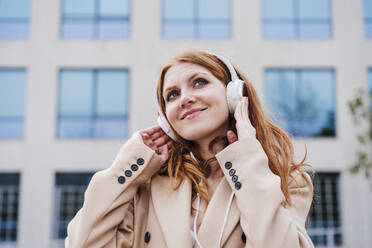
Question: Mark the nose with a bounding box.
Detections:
[180,91,195,108]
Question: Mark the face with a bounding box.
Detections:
[162,62,229,142]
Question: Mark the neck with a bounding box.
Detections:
[193,127,228,179]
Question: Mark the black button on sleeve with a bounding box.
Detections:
[118,176,125,184]
[241,232,247,243]
[235,181,242,190]
[131,164,139,171]
[232,175,238,182]
[224,161,232,169]
[137,158,145,165]
[229,169,236,176]
[125,170,132,177]
[144,231,151,243]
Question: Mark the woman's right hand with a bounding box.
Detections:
[139,126,173,165]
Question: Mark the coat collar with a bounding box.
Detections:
[151,176,240,248]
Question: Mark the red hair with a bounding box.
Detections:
[156,49,313,207]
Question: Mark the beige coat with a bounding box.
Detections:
[65,133,314,248]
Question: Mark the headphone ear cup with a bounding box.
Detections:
[157,113,176,141]
[226,79,245,114]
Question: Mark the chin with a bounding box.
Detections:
[176,120,228,142]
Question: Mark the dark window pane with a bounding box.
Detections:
[0,173,20,242]
[308,173,342,246]
[54,173,94,239]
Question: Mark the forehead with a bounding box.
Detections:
[163,62,211,91]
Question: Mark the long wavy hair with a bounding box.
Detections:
[156,49,313,208]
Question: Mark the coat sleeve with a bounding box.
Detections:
[215,137,314,248]
[65,132,162,248]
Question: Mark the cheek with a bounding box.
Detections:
[165,105,177,125]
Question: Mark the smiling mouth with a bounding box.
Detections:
[182,108,207,120]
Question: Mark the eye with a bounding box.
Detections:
[194,78,208,87]
[166,90,179,102]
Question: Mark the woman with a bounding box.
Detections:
[65,50,314,248]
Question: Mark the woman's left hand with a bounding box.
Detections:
[227,97,256,144]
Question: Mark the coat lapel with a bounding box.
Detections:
[197,178,240,247]
[151,175,192,248]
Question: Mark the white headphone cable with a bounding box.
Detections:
[193,193,203,248]
[217,191,235,247]
[193,191,235,248]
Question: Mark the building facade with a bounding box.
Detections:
[0,0,372,247]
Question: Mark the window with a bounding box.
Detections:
[364,0,372,38]
[0,173,20,243]
[162,0,231,39]
[265,69,335,137]
[262,0,332,39]
[61,0,131,39]
[57,69,129,139]
[0,69,26,139]
[308,172,343,247]
[53,173,94,240]
[0,0,30,39]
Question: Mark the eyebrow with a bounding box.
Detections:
[163,72,208,96]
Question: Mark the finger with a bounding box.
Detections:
[227,130,238,144]
[243,97,249,122]
[150,130,162,140]
[159,143,169,158]
[153,135,169,147]
[166,140,173,149]
[144,126,162,135]
[140,132,150,141]
[234,99,243,121]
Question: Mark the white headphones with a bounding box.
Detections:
[157,51,246,141]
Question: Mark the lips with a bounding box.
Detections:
[181,108,207,120]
